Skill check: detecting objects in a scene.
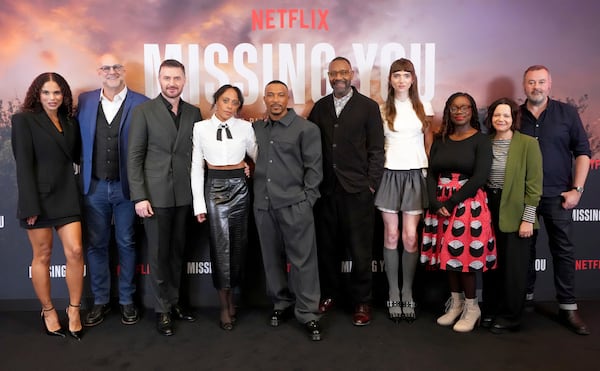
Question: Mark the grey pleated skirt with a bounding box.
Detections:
[374,168,428,213]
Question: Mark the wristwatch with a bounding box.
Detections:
[572,186,584,194]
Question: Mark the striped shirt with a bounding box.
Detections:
[488,138,536,224]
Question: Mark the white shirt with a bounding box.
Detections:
[382,99,433,170]
[99,87,128,123]
[191,114,257,215]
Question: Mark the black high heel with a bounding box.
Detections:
[41,307,66,337]
[66,303,84,340]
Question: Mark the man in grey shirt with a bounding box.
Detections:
[253,80,323,341]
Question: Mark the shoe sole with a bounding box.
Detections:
[352,320,371,326]
[121,317,139,325]
[84,307,111,327]
[83,316,104,327]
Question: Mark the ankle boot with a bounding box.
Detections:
[437,292,464,326]
[453,298,481,332]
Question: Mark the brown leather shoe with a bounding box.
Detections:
[319,298,334,313]
[558,309,590,335]
[352,304,372,326]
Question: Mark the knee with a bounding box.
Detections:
[402,232,418,252]
[34,249,53,266]
[384,229,400,245]
[65,243,84,263]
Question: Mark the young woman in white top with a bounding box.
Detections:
[191,85,257,330]
[374,58,433,323]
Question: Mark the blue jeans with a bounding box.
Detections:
[84,179,136,305]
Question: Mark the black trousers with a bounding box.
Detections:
[527,196,577,304]
[314,188,374,305]
[144,205,191,313]
[483,189,531,322]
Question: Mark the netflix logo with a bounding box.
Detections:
[576,259,600,270]
[252,8,329,30]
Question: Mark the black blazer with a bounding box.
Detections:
[308,87,384,195]
[127,96,202,208]
[11,111,81,220]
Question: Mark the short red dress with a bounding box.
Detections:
[421,172,496,272]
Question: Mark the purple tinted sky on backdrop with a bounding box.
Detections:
[0,0,598,124]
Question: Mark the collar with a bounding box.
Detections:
[333,87,354,103]
[99,87,128,103]
[211,113,232,126]
[159,93,181,111]
[263,108,296,128]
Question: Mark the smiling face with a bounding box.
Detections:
[214,88,241,122]
[159,65,185,99]
[264,82,289,121]
[39,80,63,114]
[449,95,473,126]
[491,103,513,136]
[328,58,354,98]
[98,54,126,94]
[523,68,551,107]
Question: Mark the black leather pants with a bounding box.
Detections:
[205,168,249,289]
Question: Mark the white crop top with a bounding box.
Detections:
[191,114,257,215]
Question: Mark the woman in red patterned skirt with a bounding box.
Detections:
[421,92,496,332]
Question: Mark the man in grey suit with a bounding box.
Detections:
[128,59,202,336]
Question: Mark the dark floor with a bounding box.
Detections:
[1,301,598,371]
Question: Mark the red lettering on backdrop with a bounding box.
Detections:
[318,9,329,30]
[575,259,600,270]
[590,159,600,170]
[266,9,275,29]
[251,8,329,30]
[135,263,150,275]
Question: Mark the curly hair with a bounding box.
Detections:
[438,92,479,140]
[21,72,74,119]
[383,58,429,132]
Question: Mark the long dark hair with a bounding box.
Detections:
[384,58,429,132]
[439,92,479,139]
[21,72,74,119]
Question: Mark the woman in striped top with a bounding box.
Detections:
[482,97,543,333]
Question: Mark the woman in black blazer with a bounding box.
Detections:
[11,72,84,340]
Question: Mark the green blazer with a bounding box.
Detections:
[496,131,543,232]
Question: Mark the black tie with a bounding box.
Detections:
[216,123,232,141]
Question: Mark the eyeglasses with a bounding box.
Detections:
[449,105,472,114]
[99,64,124,73]
[327,70,351,78]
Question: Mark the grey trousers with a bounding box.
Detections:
[254,200,321,323]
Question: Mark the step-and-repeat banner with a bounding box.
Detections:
[1,0,599,309]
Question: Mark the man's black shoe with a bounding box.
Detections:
[84,304,111,327]
[305,320,322,341]
[157,313,173,336]
[120,304,139,325]
[171,305,196,322]
[270,307,293,327]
